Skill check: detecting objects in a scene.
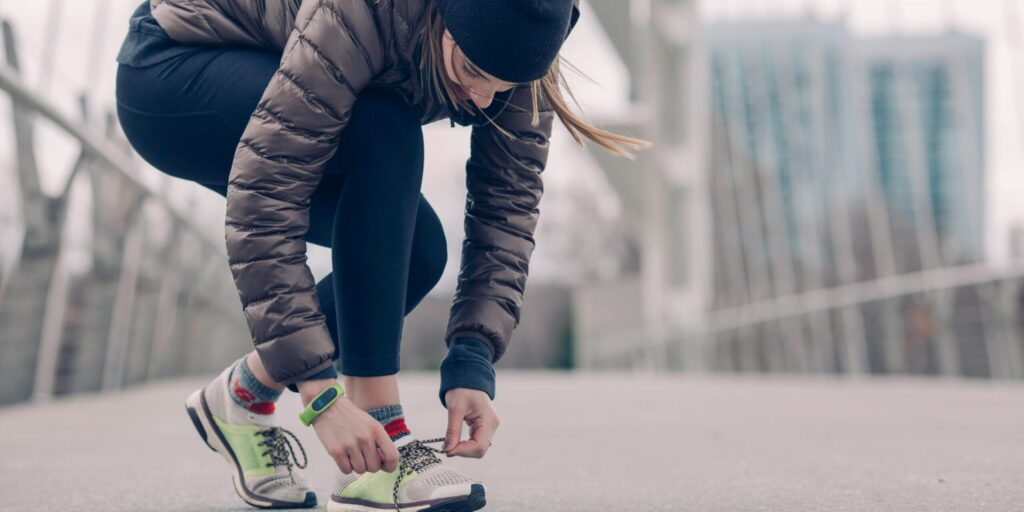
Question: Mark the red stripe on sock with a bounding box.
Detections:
[384,418,410,438]
[247,401,276,415]
[232,378,256,403]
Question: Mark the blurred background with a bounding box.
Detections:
[1,0,1023,408]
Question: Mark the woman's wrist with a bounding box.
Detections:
[297,377,341,406]
[298,381,346,426]
[287,363,339,395]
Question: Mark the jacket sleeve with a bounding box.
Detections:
[444,86,555,364]
[225,0,385,386]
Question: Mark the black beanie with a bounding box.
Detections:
[437,0,579,83]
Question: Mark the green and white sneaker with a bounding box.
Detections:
[185,364,317,509]
[328,436,486,512]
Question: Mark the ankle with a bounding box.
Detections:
[246,351,286,393]
[342,375,400,410]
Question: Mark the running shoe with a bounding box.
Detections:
[327,436,486,512]
[185,363,317,508]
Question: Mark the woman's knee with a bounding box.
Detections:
[351,88,422,137]
[336,88,424,173]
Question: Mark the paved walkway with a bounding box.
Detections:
[1,371,1023,511]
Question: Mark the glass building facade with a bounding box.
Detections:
[708,21,986,309]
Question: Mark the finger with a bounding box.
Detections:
[447,439,486,458]
[469,417,497,457]
[377,435,400,473]
[448,415,495,458]
[360,437,381,472]
[347,446,367,474]
[334,454,353,474]
[445,406,464,452]
[377,447,395,473]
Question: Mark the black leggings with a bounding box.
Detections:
[115,44,445,378]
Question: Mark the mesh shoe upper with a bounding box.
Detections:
[203,363,314,504]
[332,436,481,510]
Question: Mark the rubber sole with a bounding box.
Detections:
[185,388,317,509]
[423,484,486,512]
[327,483,486,512]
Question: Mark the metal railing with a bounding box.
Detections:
[583,264,1024,380]
[0,19,250,406]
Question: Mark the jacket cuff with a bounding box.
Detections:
[445,298,515,363]
[285,364,339,393]
[254,322,336,386]
[447,329,498,363]
[444,296,516,364]
[438,337,496,408]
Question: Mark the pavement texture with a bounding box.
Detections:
[1,370,1023,511]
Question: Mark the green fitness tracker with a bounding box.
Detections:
[299,382,345,427]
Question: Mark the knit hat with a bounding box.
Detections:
[437,0,580,83]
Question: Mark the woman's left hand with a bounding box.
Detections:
[443,387,500,458]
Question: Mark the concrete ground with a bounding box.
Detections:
[1,371,1022,511]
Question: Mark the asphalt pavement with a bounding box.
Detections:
[1,370,1022,511]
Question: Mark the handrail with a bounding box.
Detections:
[0,63,224,253]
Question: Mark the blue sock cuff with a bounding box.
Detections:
[231,356,283,405]
[366,403,404,425]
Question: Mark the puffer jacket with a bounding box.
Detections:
[148,0,580,386]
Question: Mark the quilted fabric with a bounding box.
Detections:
[147,0,581,384]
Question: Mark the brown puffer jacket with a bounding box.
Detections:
[149,0,580,385]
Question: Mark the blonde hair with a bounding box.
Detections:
[417,1,653,160]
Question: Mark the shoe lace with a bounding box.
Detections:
[257,426,309,472]
[391,437,446,512]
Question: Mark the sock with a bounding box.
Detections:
[229,356,282,415]
[366,403,411,442]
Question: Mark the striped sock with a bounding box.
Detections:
[366,403,411,441]
[228,356,281,415]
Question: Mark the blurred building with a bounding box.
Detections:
[708,20,985,307]
[708,20,857,304]
[855,33,985,269]
[700,19,988,374]
[576,13,1010,377]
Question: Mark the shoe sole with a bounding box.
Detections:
[327,482,485,512]
[185,388,317,509]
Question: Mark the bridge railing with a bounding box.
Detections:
[0,19,250,406]
[582,264,1024,380]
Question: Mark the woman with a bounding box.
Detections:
[114,0,648,510]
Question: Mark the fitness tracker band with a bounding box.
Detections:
[299,382,345,427]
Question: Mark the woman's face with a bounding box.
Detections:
[442,28,520,110]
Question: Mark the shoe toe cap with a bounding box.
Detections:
[301,491,317,507]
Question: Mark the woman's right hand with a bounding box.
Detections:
[297,379,400,474]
